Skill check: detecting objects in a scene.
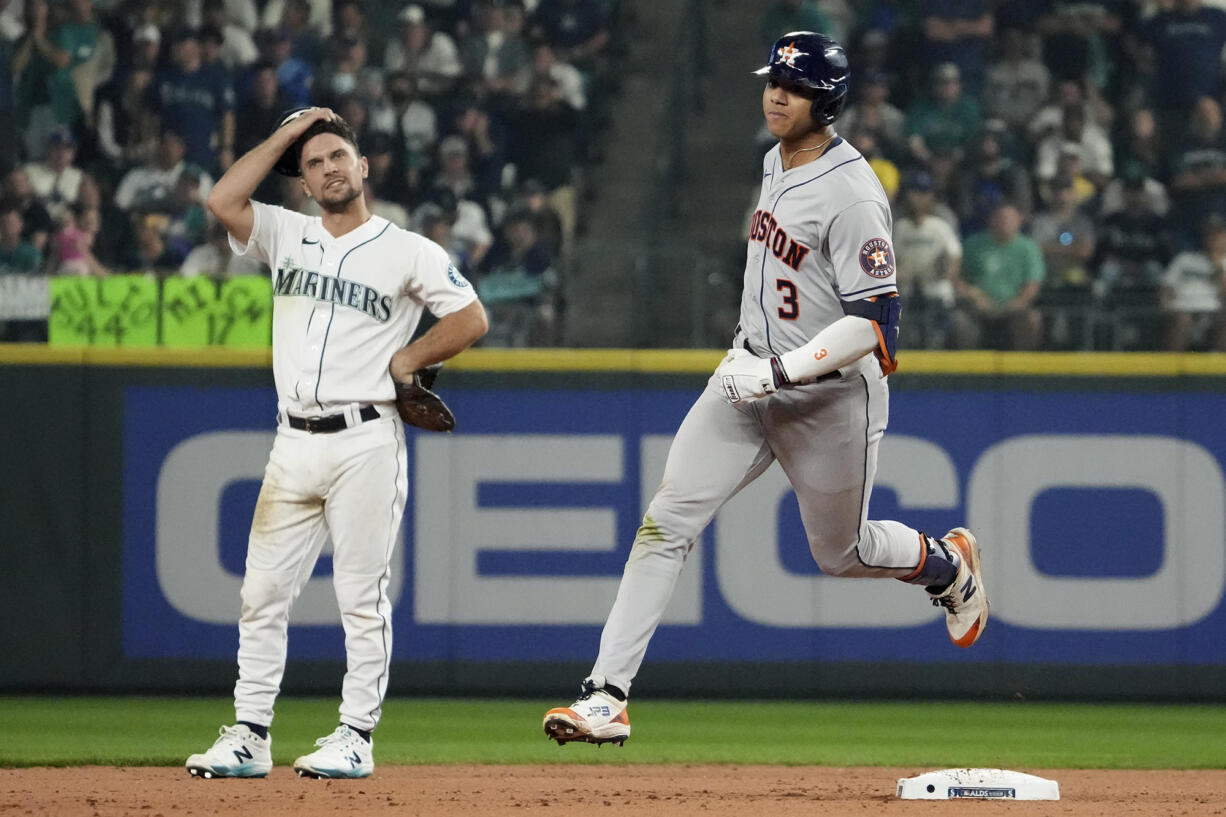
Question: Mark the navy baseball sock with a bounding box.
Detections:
[900,534,960,593]
[238,721,269,739]
[601,683,627,702]
[343,723,372,743]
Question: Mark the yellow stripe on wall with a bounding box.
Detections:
[4,345,1226,376]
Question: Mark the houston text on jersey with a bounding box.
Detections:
[749,209,811,271]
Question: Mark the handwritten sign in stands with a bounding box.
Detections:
[216,275,272,348]
[48,277,99,345]
[161,276,219,347]
[95,274,160,346]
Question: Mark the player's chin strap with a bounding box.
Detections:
[774,294,901,384]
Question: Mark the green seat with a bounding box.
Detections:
[47,277,100,345]
[161,276,219,347]
[217,275,273,347]
[94,274,160,346]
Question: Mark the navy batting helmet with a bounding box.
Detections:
[754,31,850,126]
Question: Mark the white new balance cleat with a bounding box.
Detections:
[543,675,630,746]
[186,724,272,778]
[929,527,989,647]
[293,725,374,778]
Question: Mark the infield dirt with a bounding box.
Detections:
[3,765,1225,816]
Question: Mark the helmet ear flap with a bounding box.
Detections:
[811,81,848,125]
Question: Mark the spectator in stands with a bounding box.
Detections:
[152,27,236,172]
[322,35,383,108]
[385,4,462,97]
[12,0,79,159]
[450,96,507,206]
[531,38,586,113]
[1,167,54,252]
[850,128,900,204]
[510,177,564,259]
[415,200,471,274]
[1096,170,1171,296]
[920,0,993,95]
[892,168,962,348]
[0,201,44,276]
[58,0,112,129]
[1099,159,1168,220]
[200,0,258,71]
[506,73,581,258]
[433,132,496,222]
[234,61,289,203]
[128,22,162,72]
[180,217,263,277]
[532,0,610,77]
[0,3,18,165]
[478,204,558,346]
[953,119,1033,234]
[94,65,158,177]
[460,0,531,101]
[1165,96,1226,249]
[364,179,410,227]
[1138,0,1226,140]
[0,200,46,341]
[1161,214,1226,351]
[253,26,312,108]
[1029,78,1113,146]
[905,62,980,175]
[758,0,833,48]
[75,171,130,269]
[22,126,83,221]
[123,215,181,274]
[362,129,409,209]
[184,0,260,33]
[278,0,324,66]
[1113,105,1163,181]
[114,129,214,213]
[983,27,1050,131]
[953,202,1045,350]
[49,200,105,276]
[1036,0,1122,87]
[162,169,209,259]
[415,185,492,271]
[381,70,436,197]
[839,69,905,162]
[1028,174,1096,290]
[332,0,369,44]
[1034,102,1113,192]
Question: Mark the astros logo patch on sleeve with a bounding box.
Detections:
[859,238,895,278]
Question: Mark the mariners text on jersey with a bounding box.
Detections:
[273,258,394,322]
[748,209,812,271]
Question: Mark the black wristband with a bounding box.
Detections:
[769,356,791,388]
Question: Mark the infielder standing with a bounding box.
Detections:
[544,32,989,747]
[186,107,487,778]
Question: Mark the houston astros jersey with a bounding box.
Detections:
[231,201,477,413]
[735,137,897,356]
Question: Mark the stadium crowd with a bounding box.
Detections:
[763,0,1226,351]
[0,0,615,344]
[3,0,1226,352]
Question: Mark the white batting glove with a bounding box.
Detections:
[715,348,790,404]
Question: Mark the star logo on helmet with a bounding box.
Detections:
[775,42,808,68]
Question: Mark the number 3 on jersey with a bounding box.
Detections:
[776,279,799,320]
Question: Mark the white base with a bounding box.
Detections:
[897,768,1060,800]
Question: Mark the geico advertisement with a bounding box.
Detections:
[122,384,1226,664]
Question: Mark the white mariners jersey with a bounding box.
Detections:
[735,137,897,356]
[231,200,478,413]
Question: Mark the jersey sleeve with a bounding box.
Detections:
[228,200,293,266]
[828,199,899,301]
[405,237,480,317]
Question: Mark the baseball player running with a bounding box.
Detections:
[186,107,487,778]
[543,32,989,747]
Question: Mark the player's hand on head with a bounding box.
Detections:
[716,348,780,404]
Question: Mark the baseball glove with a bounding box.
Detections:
[393,363,456,432]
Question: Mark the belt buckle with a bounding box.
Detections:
[303,415,324,433]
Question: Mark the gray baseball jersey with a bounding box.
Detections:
[588,137,933,695]
[734,138,897,356]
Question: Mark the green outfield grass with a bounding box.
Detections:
[1,696,1222,769]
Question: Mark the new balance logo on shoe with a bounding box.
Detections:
[347,751,361,768]
[961,577,977,602]
[232,745,254,764]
